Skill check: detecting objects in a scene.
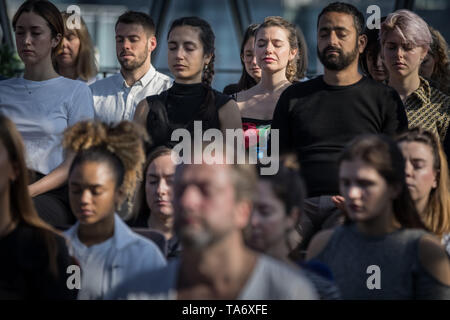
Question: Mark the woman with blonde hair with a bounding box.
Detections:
[234,16,307,157]
[0,115,76,299]
[54,12,98,84]
[396,127,450,254]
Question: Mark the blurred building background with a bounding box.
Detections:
[1,0,449,90]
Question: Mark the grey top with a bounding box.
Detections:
[313,224,450,300]
[109,254,318,300]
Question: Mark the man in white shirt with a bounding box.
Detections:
[90,11,172,123]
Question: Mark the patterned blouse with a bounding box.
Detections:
[404,77,450,142]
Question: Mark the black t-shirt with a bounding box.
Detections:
[0,223,77,299]
[271,75,408,197]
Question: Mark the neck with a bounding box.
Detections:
[148,213,173,240]
[24,56,59,81]
[77,213,115,247]
[58,65,78,80]
[415,197,429,218]
[356,205,399,236]
[388,73,421,102]
[121,60,151,87]
[0,189,15,238]
[179,233,256,288]
[258,69,290,92]
[323,61,362,86]
[265,239,291,263]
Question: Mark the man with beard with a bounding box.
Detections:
[108,154,318,300]
[90,11,172,123]
[271,2,408,251]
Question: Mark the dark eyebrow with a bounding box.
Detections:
[148,173,174,179]
[70,182,104,188]
[319,26,349,32]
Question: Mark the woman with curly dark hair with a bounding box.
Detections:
[63,120,166,299]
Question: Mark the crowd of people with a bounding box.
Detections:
[0,0,449,300]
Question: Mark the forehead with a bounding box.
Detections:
[256,26,289,41]
[399,141,434,159]
[147,154,176,174]
[318,11,355,31]
[383,29,409,44]
[177,163,231,185]
[168,25,202,43]
[15,11,49,28]
[116,23,146,36]
[244,36,255,50]
[70,161,116,184]
[339,159,383,180]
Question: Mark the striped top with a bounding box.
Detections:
[404,77,450,141]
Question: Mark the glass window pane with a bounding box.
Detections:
[413,0,449,43]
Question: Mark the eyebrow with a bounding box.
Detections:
[16,26,44,30]
[148,173,174,178]
[70,182,104,188]
[319,26,349,32]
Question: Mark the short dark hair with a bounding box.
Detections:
[115,11,155,36]
[317,2,365,35]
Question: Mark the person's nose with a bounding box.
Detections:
[80,189,92,205]
[405,160,414,178]
[347,184,362,200]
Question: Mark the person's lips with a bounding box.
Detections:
[22,49,34,55]
[263,57,276,63]
[79,209,94,217]
[173,64,187,70]
[348,204,363,212]
[393,62,407,69]
[155,200,171,207]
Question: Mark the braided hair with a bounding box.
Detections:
[63,120,149,213]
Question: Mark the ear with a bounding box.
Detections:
[358,34,368,54]
[286,206,300,230]
[148,35,157,53]
[432,170,439,189]
[234,200,253,230]
[420,46,428,62]
[115,187,127,209]
[52,33,62,49]
[203,53,213,67]
[9,162,19,182]
[289,47,298,62]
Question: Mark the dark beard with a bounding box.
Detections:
[317,42,359,71]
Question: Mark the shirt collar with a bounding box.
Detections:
[64,214,137,251]
[118,64,157,89]
[409,76,431,105]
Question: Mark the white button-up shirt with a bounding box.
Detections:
[90,65,172,124]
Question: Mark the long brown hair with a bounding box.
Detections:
[396,128,450,237]
[339,134,427,230]
[13,0,64,60]
[54,12,98,81]
[0,115,60,277]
